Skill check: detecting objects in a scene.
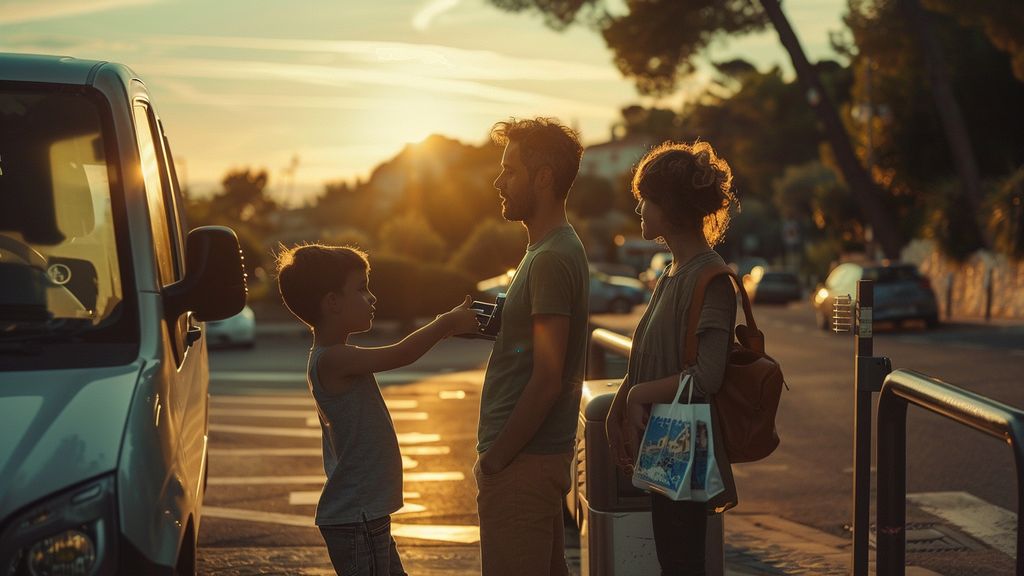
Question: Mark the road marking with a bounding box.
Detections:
[211,371,439,384]
[211,395,419,410]
[391,523,479,544]
[208,446,450,457]
[212,408,427,422]
[732,463,790,478]
[212,395,310,405]
[304,413,427,427]
[791,326,806,333]
[439,390,466,399]
[210,448,323,457]
[209,425,441,445]
[202,507,479,543]
[210,424,320,438]
[209,472,464,485]
[907,491,1016,557]
[400,446,450,455]
[288,491,422,505]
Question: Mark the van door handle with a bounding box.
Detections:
[186,325,202,347]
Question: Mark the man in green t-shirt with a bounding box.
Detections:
[474,118,590,576]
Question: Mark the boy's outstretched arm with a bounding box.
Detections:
[317,296,479,391]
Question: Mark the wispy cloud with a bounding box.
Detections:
[142,57,615,117]
[0,0,161,26]
[149,35,618,81]
[412,0,460,31]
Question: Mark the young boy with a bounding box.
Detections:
[276,243,480,576]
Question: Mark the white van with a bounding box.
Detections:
[0,53,247,575]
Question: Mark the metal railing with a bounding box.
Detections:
[586,328,632,380]
[876,369,1024,575]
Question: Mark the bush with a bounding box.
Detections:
[368,255,478,325]
[985,167,1024,260]
[448,219,528,280]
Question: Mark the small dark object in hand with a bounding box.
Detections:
[456,293,505,341]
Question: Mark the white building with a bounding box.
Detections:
[580,133,656,184]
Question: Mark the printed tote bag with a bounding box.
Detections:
[632,374,725,502]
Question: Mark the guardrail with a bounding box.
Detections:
[586,328,632,380]
[876,369,1024,575]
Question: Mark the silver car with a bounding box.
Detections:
[0,54,246,575]
[813,261,939,330]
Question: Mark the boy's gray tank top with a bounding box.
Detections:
[306,346,404,525]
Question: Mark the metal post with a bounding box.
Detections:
[984,268,993,322]
[851,280,892,575]
[852,280,874,576]
[876,387,908,576]
[945,272,954,320]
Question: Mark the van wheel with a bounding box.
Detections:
[175,526,196,576]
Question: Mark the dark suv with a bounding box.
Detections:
[813,262,939,330]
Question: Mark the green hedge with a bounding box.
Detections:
[369,255,477,324]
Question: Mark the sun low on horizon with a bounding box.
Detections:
[0,0,847,203]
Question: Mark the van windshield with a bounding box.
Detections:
[0,87,135,357]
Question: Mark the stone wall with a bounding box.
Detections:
[901,239,1024,319]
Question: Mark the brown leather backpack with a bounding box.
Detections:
[683,264,787,463]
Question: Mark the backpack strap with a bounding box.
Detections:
[683,263,764,366]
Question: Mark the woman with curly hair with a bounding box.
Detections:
[605,140,740,576]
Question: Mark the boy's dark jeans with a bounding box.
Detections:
[320,515,407,576]
[651,493,707,576]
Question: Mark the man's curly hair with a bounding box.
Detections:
[632,140,738,247]
[490,117,583,199]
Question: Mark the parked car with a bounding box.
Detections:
[743,268,802,304]
[0,53,247,575]
[638,251,672,291]
[476,267,649,314]
[812,261,939,330]
[206,304,256,348]
[590,268,650,314]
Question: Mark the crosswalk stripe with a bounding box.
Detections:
[399,446,450,455]
[210,424,320,438]
[211,371,439,384]
[303,413,427,428]
[908,491,1016,557]
[211,396,419,410]
[202,506,479,543]
[208,446,450,457]
[209,472,464,485]
[210,448,323,457]
[288,491,422,505]
[731,463,790,478]
[209,425,441,445]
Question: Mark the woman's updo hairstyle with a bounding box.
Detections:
[632,140,738,247]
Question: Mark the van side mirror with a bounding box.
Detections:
[164,226,247,322]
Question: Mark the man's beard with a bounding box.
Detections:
[501,188,536,222]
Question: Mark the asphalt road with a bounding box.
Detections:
[198,305,1024,574]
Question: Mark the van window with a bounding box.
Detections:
[0,86,139,369]
[133,104,177,286]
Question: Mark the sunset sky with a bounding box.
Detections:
[1,0,847,203]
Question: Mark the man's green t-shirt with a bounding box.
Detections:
[477,225,590,455]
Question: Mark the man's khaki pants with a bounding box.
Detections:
[475,451,574,576]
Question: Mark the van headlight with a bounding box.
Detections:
[2,475,115,576]
[27,529,96,575]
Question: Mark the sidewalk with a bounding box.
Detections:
[199,515,946,575]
